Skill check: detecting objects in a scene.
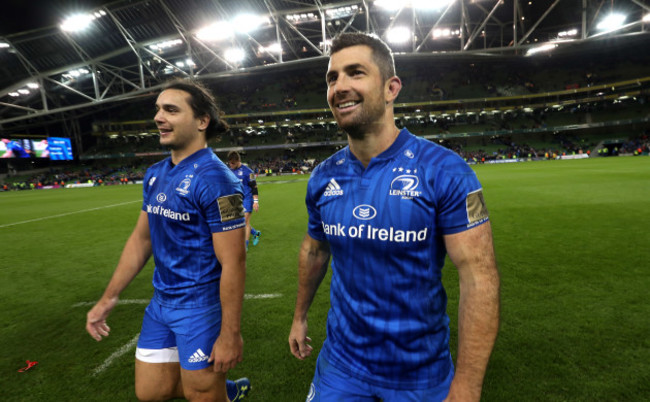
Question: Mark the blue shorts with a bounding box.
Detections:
[307,354,454,402]
[136,299,221,370]
[243,197,253,213]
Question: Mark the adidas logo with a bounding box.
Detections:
[323,178,343,196]
[188,348,209,363]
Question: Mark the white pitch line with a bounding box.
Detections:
[72,299,151,308]
[244,293,283,300]
[0,200,141,229]
[92,333,140,377]
[74,294,282,308]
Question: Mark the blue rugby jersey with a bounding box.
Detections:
[230,163,256,203]
[305,129,489,389]
[142,148,245,308]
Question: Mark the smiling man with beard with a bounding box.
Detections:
[289,33,501,401]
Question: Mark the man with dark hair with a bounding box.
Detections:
[86,79,250,401]
[289,33,500,401]
[227,151,261,251]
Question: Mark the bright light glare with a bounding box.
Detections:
[597,13,626,31]
[412,0,453,10]
[233,14,269,33]
[26,82,39,89]
[197,21,234,41]
[643,14,650,22]
[386,27,411,44]
[61,14,94,32]
[557,29,578,37]
[224,48,245,63]
[149,39,182,51]
[526,43,557,56]
[259,43,282,54]
[0,42,10,48]
[17,89,30,95]
[375,0,402,11]
[375,0,452,11]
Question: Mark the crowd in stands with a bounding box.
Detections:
[0,163,147,191]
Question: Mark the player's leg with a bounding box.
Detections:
[180,367,229,401]
[308,354,378,401]
[378,368,453,402]
[134,300,184,400]
[135,360,183,400]
[243,212,252,250]
[174,304,251,401]
[251,226,261,246]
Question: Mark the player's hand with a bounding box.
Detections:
[289,319,313,360]
[86,297,118,341]
[209,332,243,373]
[253,201,259,212]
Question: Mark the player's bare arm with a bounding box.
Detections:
[209,227,246,373]
[443,221,500,402]
[86,211,152,341]
[289,234,331,360]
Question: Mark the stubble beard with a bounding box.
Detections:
[336,98,386,141]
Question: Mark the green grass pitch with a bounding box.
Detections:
[1,156,649,401]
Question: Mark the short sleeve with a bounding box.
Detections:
[435,165,489,235]
[196,171,246,233]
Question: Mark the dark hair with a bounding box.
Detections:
[162,79,229,140]
[329,33,396,82]
[227,150,241,161]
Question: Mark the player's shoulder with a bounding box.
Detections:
[409,135,472,174]
[194,152,239,183]
[311,147,348,178]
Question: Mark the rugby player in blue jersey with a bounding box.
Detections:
[227,151,261,251]
[288,33,500,401]
[86,79,250,401]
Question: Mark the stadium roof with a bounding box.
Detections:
[1,0,649,133]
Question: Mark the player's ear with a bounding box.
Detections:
[385,76,402,104]
[197,114,210,132]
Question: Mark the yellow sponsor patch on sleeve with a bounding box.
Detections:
[466,189,489,224]
[218,194,245,222]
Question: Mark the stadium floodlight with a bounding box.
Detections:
[196,21,234,41]
[259,43,282,54]
[286,12,319,24]
[26,83,39,89]
[433,28,460,39]
[61,13,95,32]
[233,14,269,33]
[526,43,557,56]
[597,13,626,32]
[17,89,30,95]
[224,47,245,63]
[557,29,578,38]
[412,0,453,10]
[643,14,650,22]
[375,0,453,11]
[8,92,20,97]
[149,39,183,51]
[62,68,90,80]
[325,5,359,19]
[386,27,411,44]
[0,42,10,49]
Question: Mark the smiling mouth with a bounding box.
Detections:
[337,100,360,110]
